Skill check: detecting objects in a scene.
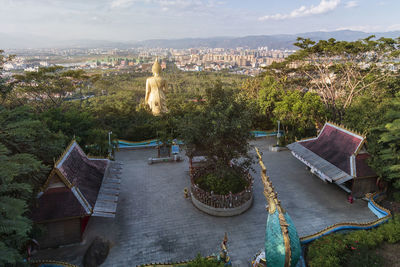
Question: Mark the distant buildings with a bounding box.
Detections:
[3,46,296,76]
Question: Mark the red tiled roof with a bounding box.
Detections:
[32,141,109,222]
[31,187,86,222]
[58,144,108,207]
[299,123,363,175]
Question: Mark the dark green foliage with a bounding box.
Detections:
[39,106,109,156]
[273,90,327,142]
[196,169,248,195]
[307,215,400,267]
[84,91,157,142]
[0,50,14,101]
[0,144,41,265]
[368,94,400,189]
[342,244,384,267]
[257,75,283,119]
[186,254,224,267]
[343,95,391,134]
[180,81,254,176]
[0,105,66,264]
[268,36,399,120]
[9,66,88,111]
[256,75,328,142]
[0,106,65,184]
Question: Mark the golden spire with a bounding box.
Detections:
[152,57,161,75]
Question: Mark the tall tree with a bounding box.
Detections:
[267,36,400,119]
[0,144,43,266]
[273,90,327,142]
[180,81,253,173]
[369,93,400,189]
[9,67,88,111]
[0,50,14,102]
[0,106,65,185]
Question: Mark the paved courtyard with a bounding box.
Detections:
[33,138,376,266]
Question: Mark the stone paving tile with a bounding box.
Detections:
[32,138,377,266]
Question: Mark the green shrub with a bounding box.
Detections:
[307,234,345,267]
[307,215,400,267]
[378,215,400,243]
[186,254,223,267]
[196,168,248,195]
[342,244,384,267]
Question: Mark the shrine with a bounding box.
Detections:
[287,122,378,197]
[31,140,122,248]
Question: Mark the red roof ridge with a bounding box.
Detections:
[54,139,77,167]
[326,121,366,140]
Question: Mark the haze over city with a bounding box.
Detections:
[1,0,399,44]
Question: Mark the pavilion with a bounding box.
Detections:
[31,140,122,248]
[287,122,378,198]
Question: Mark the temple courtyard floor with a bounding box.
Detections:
[33,138,377,266]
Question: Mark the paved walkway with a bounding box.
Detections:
[33,138,376,266]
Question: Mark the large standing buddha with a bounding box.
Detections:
[145,58,168,116]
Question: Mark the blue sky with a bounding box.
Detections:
[0,0,399,41]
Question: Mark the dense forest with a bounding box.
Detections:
[1,36,400,265]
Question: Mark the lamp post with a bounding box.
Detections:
[108,131,113,158]
[108,131,112,147]
[276,120,281,146]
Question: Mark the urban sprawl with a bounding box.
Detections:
[3,47,294,76]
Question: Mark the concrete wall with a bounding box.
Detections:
[38,218,81,248]
[352,177,378,198]
[191,194,253,217]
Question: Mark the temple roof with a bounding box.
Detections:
[56,143,108,207]
[287,122,376,184]
[32,140,119,223]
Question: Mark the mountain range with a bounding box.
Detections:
[1,30,399,50]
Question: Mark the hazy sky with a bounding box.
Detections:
[0,0,399,41]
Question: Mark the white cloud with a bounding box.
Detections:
[110,0,136,8]
[336,25,382,32]
[345,1,358,8]
[110,0,221,11]
[387,24,400,31]
[259,0,341,21]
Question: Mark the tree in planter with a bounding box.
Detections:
[179,81,253,194]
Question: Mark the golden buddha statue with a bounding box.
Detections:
[145,59,168,115]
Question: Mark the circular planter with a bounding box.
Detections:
[191,192,253,216]
[190,168,254,217]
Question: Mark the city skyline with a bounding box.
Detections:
[0,0,399,44]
